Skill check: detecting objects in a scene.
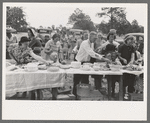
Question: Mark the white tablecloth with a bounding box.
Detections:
[6,69,66,97]
[6,68,143,97]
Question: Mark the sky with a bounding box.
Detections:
[4,3,147,28]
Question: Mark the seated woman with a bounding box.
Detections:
[8,36,52,100]
[8,36,51,65]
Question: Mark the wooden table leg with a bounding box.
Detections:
[52,88,58,100]
[107,75,112,100]
[119,75,123,100]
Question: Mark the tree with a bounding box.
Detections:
[7,6,28,32]
[68,8,96,32]
[131,19,141,32]
[96,7,130,29]
[96,21,110,34]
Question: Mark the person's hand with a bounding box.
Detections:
[122,59,127,64]
[134,60,139,65]
[102,57,111,64]
[112,61,117,65]
[45,61,54,66]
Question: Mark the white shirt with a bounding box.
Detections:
[75,40,102,62]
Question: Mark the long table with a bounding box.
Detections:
[6,67,143,100]
[65,68,143,100]
[6,69,66,98]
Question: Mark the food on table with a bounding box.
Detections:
[80,65,91,71]
[47,66,59,72]
[38,64,47,70]
[6,62,12,67]
[6,65,19,71]
[61,60,67,65]
[71,61,81,69]
[122,65,143,71]
[109,64,122,71]
[83,63,93,67]
[59,64,71,69]
[24,63,38,72]
[93,65,100,71]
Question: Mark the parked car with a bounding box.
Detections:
[124,33,144,42]
[115,33,144,44]
[37,28,52,43]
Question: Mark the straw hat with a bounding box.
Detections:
[124,35,136,43]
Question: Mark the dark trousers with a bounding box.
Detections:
[123,73,136,93]
[72,74,89,96]
[92,75,103,90]
[72,61,90,97]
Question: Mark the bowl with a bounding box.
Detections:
[93,66,100,71]
[24,63,38,72]
[47,67,59,72]
[109,64,122,71]
[83,63,93,67]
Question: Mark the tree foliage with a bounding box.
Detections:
[7,6,28,32]
[96,7,144,35]
[68,8,96,32]
[97,7,129,29]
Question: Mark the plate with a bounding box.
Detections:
[59,65,71,69]
[80,67,91,71]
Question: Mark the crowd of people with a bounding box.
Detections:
[6,26,144,100]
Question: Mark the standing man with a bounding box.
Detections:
[73,31,111,97]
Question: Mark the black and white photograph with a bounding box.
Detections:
[2,2,147,121]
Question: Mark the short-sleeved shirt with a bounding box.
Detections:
[29,37,42,50]
[45,40,61,53]
[8,43,32,64]
[118,44,135,65]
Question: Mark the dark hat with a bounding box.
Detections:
[19,36,30,44]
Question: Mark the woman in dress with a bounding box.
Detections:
[8,36,52,100]
[8,36,51,65]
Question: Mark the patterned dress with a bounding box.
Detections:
[8,44,33,64]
